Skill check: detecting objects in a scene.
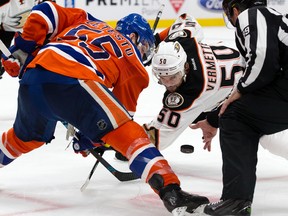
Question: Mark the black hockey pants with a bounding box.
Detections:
[219,93,288,201]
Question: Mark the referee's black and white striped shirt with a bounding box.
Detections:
[234,6,288,95]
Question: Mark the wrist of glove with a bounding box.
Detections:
[14,32,38,54]
[1,32,38,78]
[1,45,32,78]
[72,131,108,157]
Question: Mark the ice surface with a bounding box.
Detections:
[1,27,288,216]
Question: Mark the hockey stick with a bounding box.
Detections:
[89,148,139,182]
[143,4,165,66]
[152,4,165,33]
[0,39,11,57]
[0,39,25,79]
[64,122,103,190]
[80,149,104,192]
[0,39,10,79]
[64,123,138,184]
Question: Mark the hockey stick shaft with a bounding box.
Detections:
[142,4,165,66]
[0,39,11,57]
[152,4,165,33]
[80,150,103,192]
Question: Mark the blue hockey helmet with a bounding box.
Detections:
[116,13,155,63]
[116,13,155,47]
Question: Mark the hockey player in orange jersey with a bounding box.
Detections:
[0,1,209,215]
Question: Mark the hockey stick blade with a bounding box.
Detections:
[89,148,139,182]
[80,151,103,192]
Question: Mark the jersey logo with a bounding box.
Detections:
[165,92,184,108]
[97,119,107,130]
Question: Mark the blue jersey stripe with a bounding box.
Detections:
[129,147,163,177]
[33,2,56,31]
[43,43,105,79]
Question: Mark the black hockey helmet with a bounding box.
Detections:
[222,0,267,17]
[222,0,266,27]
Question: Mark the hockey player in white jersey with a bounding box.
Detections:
[114,12,207,161]
[144,12,288,162]
[144,29,244,151]
[0,0,46,32]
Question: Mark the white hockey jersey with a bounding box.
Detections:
[0,0,42,31]
[146,37,245,150]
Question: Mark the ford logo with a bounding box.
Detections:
[199,0,223,11]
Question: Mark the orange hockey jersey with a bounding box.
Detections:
[22,1,149,115]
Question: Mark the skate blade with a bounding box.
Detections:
[172,206,187,216]
[185,204,207,216]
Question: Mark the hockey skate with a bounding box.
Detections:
[161,185,210,216]
[202,199,252,216]
[149,174,209,216]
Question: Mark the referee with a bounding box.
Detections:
[202,0,288,215]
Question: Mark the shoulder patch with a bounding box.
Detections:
[168,30,188,40]
[165,92,184,108]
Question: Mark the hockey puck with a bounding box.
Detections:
[180,144,194,154]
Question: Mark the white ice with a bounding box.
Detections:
[1,27,288,216]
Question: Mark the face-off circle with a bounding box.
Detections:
[180,144,194,153]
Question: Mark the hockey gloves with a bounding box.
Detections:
[1,32,38,78]
[72,131,111,157]
[1,49,21,77]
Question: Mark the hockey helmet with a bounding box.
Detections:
[222,0,267,26]
[152,41,187,78]
[116,13,155,61]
